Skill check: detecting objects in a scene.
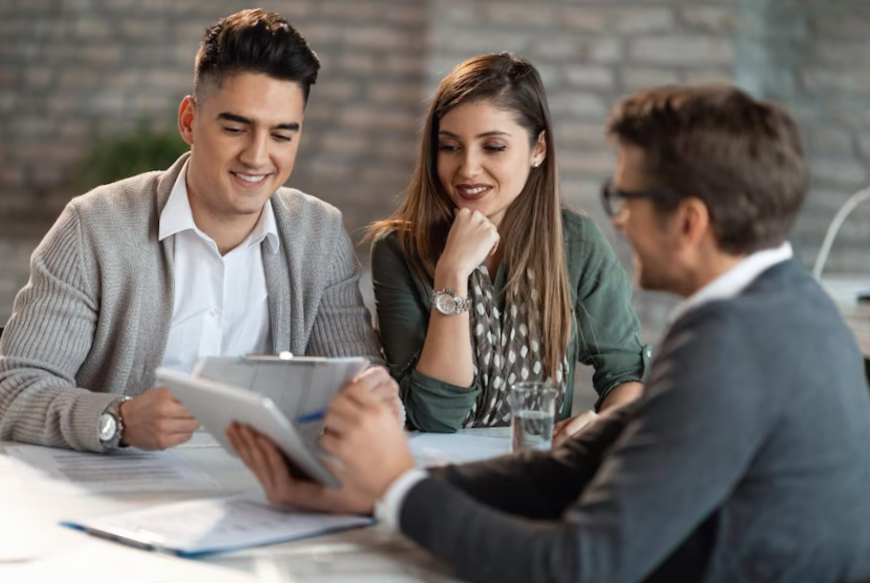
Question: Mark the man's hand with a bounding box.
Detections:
[118,387,200,450]
[552,410,599,446]
[348,366,404,426]
[321,378,414,500]
[226,423,374,515]
[551,382,645,446]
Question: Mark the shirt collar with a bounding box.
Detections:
[668,242,794,325]
[158,161,280,254]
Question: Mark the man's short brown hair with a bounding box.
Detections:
[194,9,320,104]
[606,84,808,254]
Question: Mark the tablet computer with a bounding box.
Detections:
[156,359,366,487]
[191,355,369,426]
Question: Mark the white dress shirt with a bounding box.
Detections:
[375,242,795,531]
[666,242,794,326]
[158,161,280,374]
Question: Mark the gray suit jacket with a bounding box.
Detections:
[0,154,383,451]
[399,259,870,583]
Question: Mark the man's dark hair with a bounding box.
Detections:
[194,8,320,104]
[607,84,808,254]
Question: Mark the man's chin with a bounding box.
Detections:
[634,264,668,293]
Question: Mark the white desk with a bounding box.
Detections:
[0,428,511,582]
[821,275,870,359]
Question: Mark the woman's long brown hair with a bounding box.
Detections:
[367,53,572,381]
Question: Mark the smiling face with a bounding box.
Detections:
[179,71,305,223]
[611,143,685,293]
[436,99,545,228]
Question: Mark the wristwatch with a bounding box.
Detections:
[432,288,472,316]
[98,396,131,449]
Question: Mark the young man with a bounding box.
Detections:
[229,85,870,582]
[0,9,399,453]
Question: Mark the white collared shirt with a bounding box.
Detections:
[374,242,795,532]
[667,242,794,326]
[158,161,280,374]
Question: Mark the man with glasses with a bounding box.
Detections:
[228,84,870,583]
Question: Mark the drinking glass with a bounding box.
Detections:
[508,381,557,453]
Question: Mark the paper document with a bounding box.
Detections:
[63,495,373,557]
[408,433,510,467]
[4,445,218,494]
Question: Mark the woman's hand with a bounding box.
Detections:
[226,423,376,515]
[436,208,500,283]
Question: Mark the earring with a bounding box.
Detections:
[533,161,542,168]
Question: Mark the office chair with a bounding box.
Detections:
[812,185,870,389]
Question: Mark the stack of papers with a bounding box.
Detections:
[3,444,218,494]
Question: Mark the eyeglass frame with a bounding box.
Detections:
[600,178,685,218]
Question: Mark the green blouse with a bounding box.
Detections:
[371,210,650,432]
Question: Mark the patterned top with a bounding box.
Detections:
[371,209,650,432]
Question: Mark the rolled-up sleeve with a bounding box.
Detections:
[567,214,650,409]
[370,233,480,432]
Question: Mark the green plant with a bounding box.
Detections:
[76,119,189,191]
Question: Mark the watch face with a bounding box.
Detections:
[434,292,457,315]
[98,413,117,441]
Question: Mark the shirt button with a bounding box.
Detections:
[209,308,219,318]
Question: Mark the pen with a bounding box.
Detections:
[295,411,325,424]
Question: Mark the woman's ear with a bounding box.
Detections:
[533,130,547,166]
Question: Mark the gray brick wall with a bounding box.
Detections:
[0,0,427,237]
[738,0,870,276]
[2,1,869,398]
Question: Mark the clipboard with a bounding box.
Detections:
[61,494,373,557]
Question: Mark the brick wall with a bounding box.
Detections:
[0,0,427,237]
[2,1,869,383]
[738,0,870,275]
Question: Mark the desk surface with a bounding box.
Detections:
[0,428,511,582]
[821,275,870,358]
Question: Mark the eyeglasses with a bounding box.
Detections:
[600,178,684,218]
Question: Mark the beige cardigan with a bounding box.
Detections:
[0,154,383,451]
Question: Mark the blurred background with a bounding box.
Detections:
[2,0,869,404]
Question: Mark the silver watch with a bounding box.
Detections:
[98,396,131,449]
[432,288,472,316]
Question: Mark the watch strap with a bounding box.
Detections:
[100,396,131,449]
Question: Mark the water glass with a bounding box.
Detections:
[508,381,557,453]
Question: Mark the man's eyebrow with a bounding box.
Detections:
[217,112,300,132]
[438,130,511,138]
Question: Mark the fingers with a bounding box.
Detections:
[350,367,393,394]
[230,424,280,495]
[155,418,201,435]
[149,387,198,420]
[350,368,401,419]
[552,417,572,439]
[553,411,599,446]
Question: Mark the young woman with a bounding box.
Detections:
[368,53,649,436]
